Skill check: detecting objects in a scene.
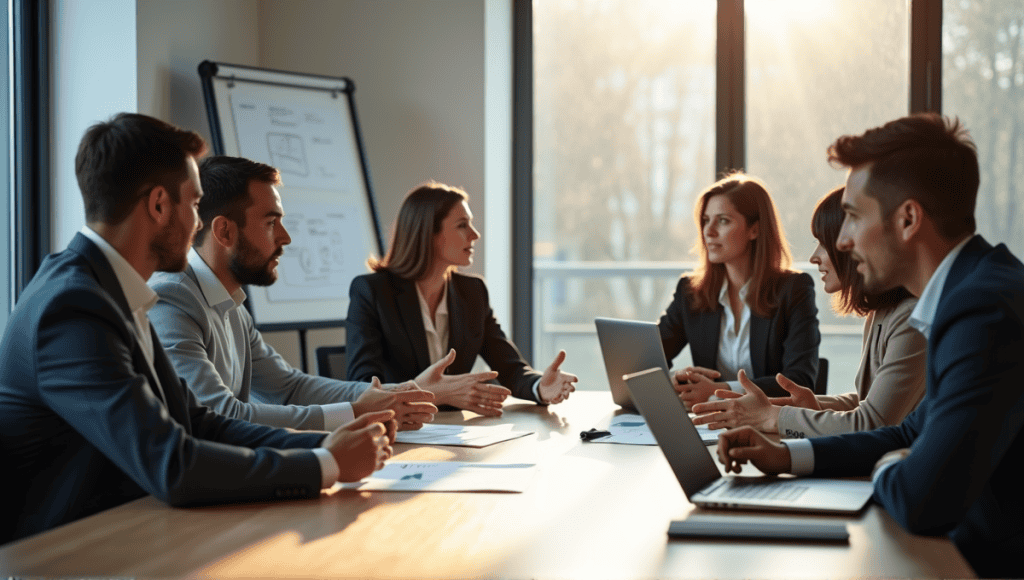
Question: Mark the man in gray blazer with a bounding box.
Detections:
[0,113,394,543]
[149,155,437,432]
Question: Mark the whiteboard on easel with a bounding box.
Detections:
[199,61,383,330]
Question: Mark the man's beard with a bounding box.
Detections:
[228,234,282,287]
[152,211,191,273]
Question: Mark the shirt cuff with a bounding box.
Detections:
[321,402,355,430]
[782,439,815,475]
[531,378,545,404]
[312,447,340,488]
[872,458,898,486]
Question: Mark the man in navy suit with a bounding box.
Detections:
[0,113,395,544]
[714,114,1024,577]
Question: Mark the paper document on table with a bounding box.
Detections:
[337,462,537,492]
[394,423,533,447]
[591,414,722,445]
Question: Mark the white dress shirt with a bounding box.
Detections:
[717,280,753,394]
[783,236,975,477]
[416,282,450,365]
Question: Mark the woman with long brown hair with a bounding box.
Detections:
[658,173,820,409]
[691,186,927,436]
[346,181,577,415]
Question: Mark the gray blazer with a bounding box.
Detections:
[777,297,927,438]
[149,258,369,430]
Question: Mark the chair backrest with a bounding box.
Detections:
[316,345,347,379]
[814,357,829,395]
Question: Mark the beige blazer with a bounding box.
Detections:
[777,297,926,438]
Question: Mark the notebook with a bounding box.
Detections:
[624,367,874,514]
[594,317,671,409]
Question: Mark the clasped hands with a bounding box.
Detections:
[415,348,578,416]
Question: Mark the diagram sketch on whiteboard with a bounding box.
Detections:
[267,202,369,303]
[267,133,308,177]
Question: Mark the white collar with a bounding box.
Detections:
[189,248,245,315]
[79,226,158,315]
[718,278,750,308]
[416,280,449,321]
[909,235,975,338]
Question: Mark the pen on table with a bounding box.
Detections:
[580,428,612,441]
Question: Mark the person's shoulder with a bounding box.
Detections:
[149,268,198,299]
[781,270,814,288]
[18,251,120,318]
[451,271,486,286]
[874,295,919,332]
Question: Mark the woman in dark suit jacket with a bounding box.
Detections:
[347,182,577,416]
[660,173,820,408]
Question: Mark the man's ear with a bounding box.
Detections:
[894,199,923,242]
[146,185,173,226]
[210,215,237,249]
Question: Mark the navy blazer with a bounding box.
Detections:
[0,234,326,543]
[657,272,820,397]
[808,236,1024,578]
[346,270,542,403]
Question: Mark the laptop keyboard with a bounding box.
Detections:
[718,480,809,502]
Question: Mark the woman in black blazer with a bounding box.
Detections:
[347,182,577,416]
[659,173,820,408]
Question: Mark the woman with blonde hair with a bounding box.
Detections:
[347,182,577,416]
[658,173,820,409]
[691,186,927,436]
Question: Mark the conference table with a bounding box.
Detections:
[0,391,973,579]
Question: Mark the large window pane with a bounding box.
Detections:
[534,0,716,389]
[746,0,909,391]
[943,0,1024,258]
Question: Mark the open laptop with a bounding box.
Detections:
[594,317,671,409]
[624,367,874,514]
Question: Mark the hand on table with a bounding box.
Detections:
[537,350,578,404]
[321,409,395,482]
[673,366,724,410]
[415,349,509,417]
[716,425,792,475]
[691,369,781,433]
[353,377,438,433]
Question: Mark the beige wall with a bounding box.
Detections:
[136,0,490,371]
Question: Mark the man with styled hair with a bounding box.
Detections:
[0,114,395,543]
[149,155,438,431]
[715,113,1024,577]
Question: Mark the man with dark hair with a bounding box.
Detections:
[715,113,1024,577]
[149,155,437,431]
[0,114,395,544]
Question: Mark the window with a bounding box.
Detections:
[527,1,981,393]
[2,0,11,324]
[943,0,1024,258]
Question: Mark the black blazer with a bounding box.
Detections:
[657,272,820,397]
[808,236,1024,578]
[0,234,326,543]
[346,270,542,403]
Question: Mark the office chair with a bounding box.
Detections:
[813,357,829,395]
[315,345,347,379]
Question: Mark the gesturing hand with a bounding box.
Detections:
[766,374,821,410]
[321,409,395,482]
[692,369,781,433]
[415,349,509,417]
[716,425,791,475]
[672,368,723,411]
[537,350,578,404]
[353,377,439,434]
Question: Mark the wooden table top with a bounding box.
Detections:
[0,391,974,579]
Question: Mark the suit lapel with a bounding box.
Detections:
[71,233,170,407]
[695,310,722,368]
[447,278,469,368]
[941,235,989,301]
[393,276,431,371]
[749,315,769,378]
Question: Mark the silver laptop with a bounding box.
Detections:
[595,317,671,409]
[624,367,874,514]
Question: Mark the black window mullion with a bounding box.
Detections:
[910,0,943,113]
[512,0,533,362]
[717,0,745,175]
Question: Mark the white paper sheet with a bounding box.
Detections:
[587,414,722,445]
[394,423,534,448]
[337,462,537,492]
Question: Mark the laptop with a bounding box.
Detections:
[594,317,671,409]
[624,367,874,514]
